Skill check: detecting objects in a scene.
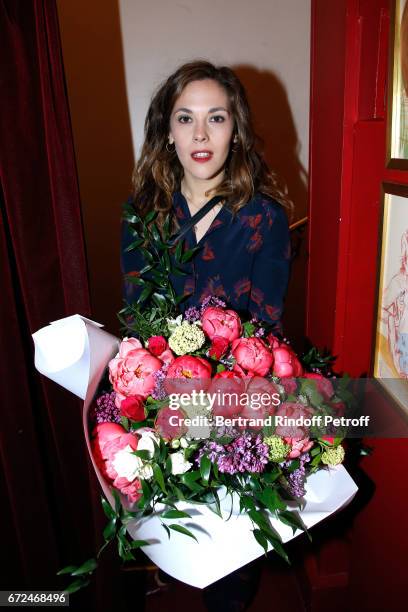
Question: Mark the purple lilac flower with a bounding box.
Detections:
[200,295,227,313]
[281,452,311,498]
[184,306,201,323]
[196,433,269,474]
[213,425,240,439]
[151,365,169,400]
[95,391,120,423]
[254,327,265,338]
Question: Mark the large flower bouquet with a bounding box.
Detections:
[53,207,357,592]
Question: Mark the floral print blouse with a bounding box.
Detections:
[121,191,291,334]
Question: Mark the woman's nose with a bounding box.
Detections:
[193,121,208,142]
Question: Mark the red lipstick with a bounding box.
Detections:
[191,150,213,163]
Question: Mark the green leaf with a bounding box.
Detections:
[124,238,144,252]
[181,471,204,492]
[263,531,290,564]
[262,470,281,485]
[64,577,91,594]
[172,485,186,501]
[257,487,286,513]
[242,321,256,338]
[130,539,150,548]
[200,455,211,485]
[163,250,171,272]
[139,247,154,264]
[240,495,256,513]
[70,558,98,576]
[124,275,144,286]
[134,449,151,460]
[277,510,311,541]
[101,497,115,520]
[153,463,167,494]
[253,529,269,553]
[123,212,141,225]
[162,523,171,539]
[169,524,198,542]
[103,519,117,542]
[57,565,78,576]
[150,222,162,244]
[139,264,154,275]
[141,478,152,503]
[181,248,199,263]
[161,509,192,519]
[139,283,154,303]
[121,416,129,431]
[144,210,158,224]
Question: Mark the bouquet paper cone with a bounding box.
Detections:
[33,315,359,588]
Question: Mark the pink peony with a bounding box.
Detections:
[231,337,273,377]
[280,377,298,395]
[155,405,188,440]
[271,344,303,378]
[275,402,315,439]
[117,337,143,357]
[237,376,280,431]
[265,333,281,350]
[157,348,175,366]
[201,307,242,342]
[109,346,163,404]
[208,372,246,418]
[91,423,142,503]
[304,373,334,401]
[164,355,212,394]
[283,436,314,459]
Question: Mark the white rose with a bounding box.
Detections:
[179,437,189,449]
[170,451,192,475]
[112,445,143,481]
[137,431,160,458]
[138,463,154,480]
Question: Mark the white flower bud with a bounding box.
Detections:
[170,451,192,475]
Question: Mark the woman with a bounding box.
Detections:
[382,230,408,377]
[122,60,292,336]
[121,60,293,611]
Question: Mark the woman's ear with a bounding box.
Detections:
[168,134,174,145]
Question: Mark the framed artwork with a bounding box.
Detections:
[386,0,408,169]
[373,184,408,411]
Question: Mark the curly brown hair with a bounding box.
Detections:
[132,60,293,234]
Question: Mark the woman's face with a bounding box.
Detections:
[168,79,235,187]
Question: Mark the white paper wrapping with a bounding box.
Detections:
[33,315,359,589]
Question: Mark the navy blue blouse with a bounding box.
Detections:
[121,191,291,334]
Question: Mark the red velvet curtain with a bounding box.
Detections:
[0,2,116,608]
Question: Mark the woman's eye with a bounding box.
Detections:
[177,115,191,123]
[210,115,225,123]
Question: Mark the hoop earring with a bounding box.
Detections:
[166,141,175,153]
[231,136,239,153]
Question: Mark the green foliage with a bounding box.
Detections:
[58,494,150,594]
[118,202,201,341]
[301,345,336,374]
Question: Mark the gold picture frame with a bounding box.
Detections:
[373,183,408,412]
[386,0,408,169]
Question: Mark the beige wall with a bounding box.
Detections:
[119,0,310,174]
[58,0,310,344]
